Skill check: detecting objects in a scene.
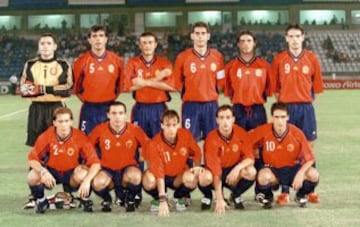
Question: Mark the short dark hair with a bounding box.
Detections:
[107,101,127,113]
[53,107,73,121]
[216,104,234,117]
[39,33,57,44]
[161,109,180,123]
[88,25,108,38]
[191,21,210,33]
[271,102,289,115]
[237,30,257,43]
[285,23,304,35]
[139,32,158,43]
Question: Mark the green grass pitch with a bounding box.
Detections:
[0,90,359,227]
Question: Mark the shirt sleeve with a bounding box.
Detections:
[204,136,222,177]
[148,142,165,179]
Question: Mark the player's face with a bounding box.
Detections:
[53,113,73,137]
[272,109,289,133]
[285,29,304,51]
[191,27,210,49]
[139,36,157,57]
[88,30,108,53]
[161,117,180,142]
[38,36,57,60]
[216,109,235,135]
[238,34,256,56]
[107,105,127,129]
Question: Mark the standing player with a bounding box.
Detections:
[249,102,319,209]
[173,21,224,141]
[27,107,101,213]
[142,110,203,217]
[89,101,149,212]
[199,105,256,214]
[224,30,272,200]
[124,31,175,138]
[73,24,123,135]
[20,33,73,209]
[272,24,323,204]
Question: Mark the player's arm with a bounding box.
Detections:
[130,68,175,91]
[46,60,73,97]
[19,61,46,97]
[213,175,227,215]
[292,159,315,191]
[156,177,169,217]
[226,157,254,186]
[72,57,85,101]
[78,162,101,198]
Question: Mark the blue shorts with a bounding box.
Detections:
[131,102,167,138]
[268,165,301,187]
[182,101,217,141]
[287,103,317,141]
[164,176,177,191]
[79,102,112,135]
[233,104,267,131]
[46,167,74,186]
[102,166,135,189]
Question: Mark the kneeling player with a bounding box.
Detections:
[27,107,101,213]
[89,101,149,212]
[199,105,256,214]
[249,102,319,209]
[142,110,203,217]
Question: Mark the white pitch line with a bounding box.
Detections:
[0,108,27,119]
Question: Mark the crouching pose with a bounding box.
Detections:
[199,105,256,214]
[88,101,149,212]
[27,107,101,213]
[142,110,203,217]
[249,102,319,209]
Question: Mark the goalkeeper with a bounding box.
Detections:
[20,33,73,209]
[20,33,73,147]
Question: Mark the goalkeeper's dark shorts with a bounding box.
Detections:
[26,101,64,146]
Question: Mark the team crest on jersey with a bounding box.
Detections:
[108,64,115,73]
[287,144,295,152]
[126,140,133,148]
[180,147,187,156]
[255,69,262,77]
[210,63,217,72]
[232,144,239,153]
[50,67,58,75]
[302,65,309,74]
[67,148,75,156]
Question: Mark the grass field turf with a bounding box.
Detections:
[0,90,359,227]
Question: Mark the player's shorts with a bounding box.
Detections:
[102,166,136,189]
[233,104,267,131]
[287,103,317,141]
[268,165,301,188]
[79,101,112,135]
[26,101,64,146]
[131,102,167,138]
[46,167,75,186]
[164,175,177,190]
[182,101,218,141]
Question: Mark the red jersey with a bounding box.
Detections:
[124,55,174,103]
[145,128,201,178]
[272,50,324,103]
[73,51,123,102]
[249,123,315,168]
[28,127,99,171]
[88,122,149,170]
[173,48,224,102]
[225,56,272,105]
[204,125,254,177]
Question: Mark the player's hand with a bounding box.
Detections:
[20,82,45,97]
[226,166,241,186]
[190,166,204,175]
[78,179,91,198]
[41,170,56,189]
[292,172,304,191]
[214,199,228,215]
[158,201,170,217]
[154,69,171,81]
[132,78,148,88]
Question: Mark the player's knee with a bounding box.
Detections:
[72,165,89,184]
[124,167,142,185]
[241,166,257,181]
[182,171,197,189]
[306,167,319,182]
[257,168,273,185]
[198,169,213,187]
[92,174,109,191]
[27,169,41,186]
[142,170,156,191]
